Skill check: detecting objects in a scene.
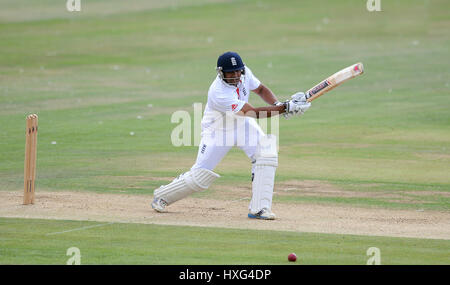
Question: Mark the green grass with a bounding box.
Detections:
[1,1,448,206]
[0,218,448,265]
[0,0,449,264]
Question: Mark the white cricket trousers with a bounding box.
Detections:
[191,117,265,171]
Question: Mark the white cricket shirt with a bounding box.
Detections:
[201,66,261,134]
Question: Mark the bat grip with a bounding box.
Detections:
[305,91,313,102]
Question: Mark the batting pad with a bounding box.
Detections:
[249,135,278,213]
[153,168,220,205]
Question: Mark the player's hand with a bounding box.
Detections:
[283,98,311,119]
[290,91,307,104]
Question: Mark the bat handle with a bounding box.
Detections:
[305,91,314,102]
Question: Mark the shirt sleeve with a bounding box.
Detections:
[245,66,261,91]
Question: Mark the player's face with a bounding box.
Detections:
[223,70,241,86]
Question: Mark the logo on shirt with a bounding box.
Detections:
[231,57,237,66]
[201,144,207,154]
[231,104,238,111]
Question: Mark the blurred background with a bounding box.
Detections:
[0,0,449,210]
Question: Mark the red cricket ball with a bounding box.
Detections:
[288,253,297,262]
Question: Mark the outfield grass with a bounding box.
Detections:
[1,1,448,209]
[0,0,449,264]
[0,218,448,265]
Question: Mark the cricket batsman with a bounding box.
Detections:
[151,51,311,220]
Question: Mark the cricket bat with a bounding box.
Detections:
[305,62,364,102]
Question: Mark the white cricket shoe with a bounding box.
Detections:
[151,197,168,213]
[248,208,276,220]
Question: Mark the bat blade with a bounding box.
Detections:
[305,62,364,102]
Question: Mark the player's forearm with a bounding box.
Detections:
[254,84,279,105]
[242,105,286,118]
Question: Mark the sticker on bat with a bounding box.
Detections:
[309,80,330,96]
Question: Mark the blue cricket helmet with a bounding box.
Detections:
[216,52,245,86]
[216,51,245,73]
